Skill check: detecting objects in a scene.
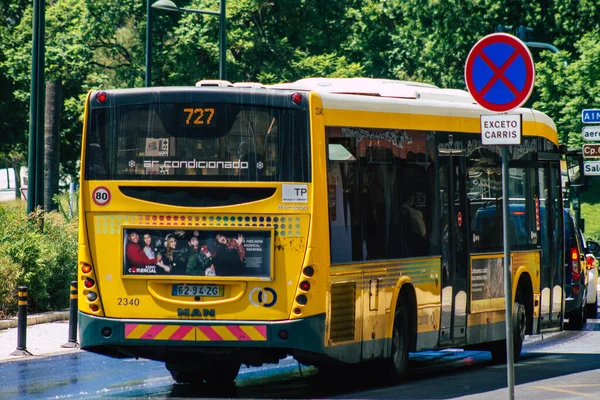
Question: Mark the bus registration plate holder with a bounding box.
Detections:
[171,284,224,297]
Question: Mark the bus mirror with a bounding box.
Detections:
[565,150,583,187]
[587,240,600,256]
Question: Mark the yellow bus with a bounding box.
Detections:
[78,78,564,384]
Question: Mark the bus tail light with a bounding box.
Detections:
[571,247,581,281]
[291,92,303,105]
[86,288,101,313]
[80,258,103,315]
[293,265,316,315]
[95,91,107,103]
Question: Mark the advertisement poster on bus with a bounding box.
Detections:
[123,228,272,278]
[471,256,505,312]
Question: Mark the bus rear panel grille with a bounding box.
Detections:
[329,282,356,343]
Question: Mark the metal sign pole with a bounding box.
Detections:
[502,146,515,399]
[466,34,533,400]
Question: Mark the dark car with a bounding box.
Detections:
[564,208,588,330]
[470,203,539,252]
[584,239,599,319]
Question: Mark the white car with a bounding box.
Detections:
[584,239,600,319]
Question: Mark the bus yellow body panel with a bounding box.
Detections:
[77,79,563,380]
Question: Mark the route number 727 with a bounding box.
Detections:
[183,108,215,125]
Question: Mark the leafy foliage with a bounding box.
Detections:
[2,0,600,170]
[0,201,77,316]
[534,30,600,147]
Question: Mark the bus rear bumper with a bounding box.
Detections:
[78,312,326,362]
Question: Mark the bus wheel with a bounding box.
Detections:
[513,301,526,360]
[569,297,585,330]
[165,363,201,384]
[490,300,526,363]
[204,362,241,385]
[586,299,598,319]
[384,298,409,382]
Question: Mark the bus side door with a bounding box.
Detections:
[439,150,469,346]
[538,160,564,332]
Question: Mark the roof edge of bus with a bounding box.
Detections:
[531,108,558,133]
[268,77,477,104]
[232,82,267,89]
[195,79,234,87]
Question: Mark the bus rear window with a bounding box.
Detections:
[85,102,310,182]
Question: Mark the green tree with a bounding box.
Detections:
[147,0,364,85]
[3,0,600,190]
[0,0,30,199]
[535,30,600,147]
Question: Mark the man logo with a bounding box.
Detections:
[248,287,277,307]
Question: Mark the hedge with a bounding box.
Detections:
[0,200,77,318]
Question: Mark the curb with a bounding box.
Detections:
[0,310,70,331]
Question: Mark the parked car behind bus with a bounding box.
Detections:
[584,239,600,318]
[564,208,588,330]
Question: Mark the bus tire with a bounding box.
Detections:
[166,361,240,385]
[586,300,598,319]
[490,300,526,363]
[384,298,410,382]
[166,363,201,384]
[204,362,241,385]
[569,298,585,330]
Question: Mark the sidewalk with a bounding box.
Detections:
[0,311,80,362]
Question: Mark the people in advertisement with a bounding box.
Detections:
[205,264,216,276]
[213,233,246,276]
[200,245,216,276]
[155,233,186,273]
[126,231,161,268]
[124,228,267,277]
[142,233,157,260]
[185,236,215,275]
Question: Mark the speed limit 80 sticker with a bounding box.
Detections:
[92,186,111,206]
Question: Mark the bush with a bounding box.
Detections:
[0,200,77,317]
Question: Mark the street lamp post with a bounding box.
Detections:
[150,0,226,81]
[28,0,45,213]
[145,0,152,87]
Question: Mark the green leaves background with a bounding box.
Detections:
[1,0,600,178]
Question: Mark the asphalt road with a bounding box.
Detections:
[2,320,600,399]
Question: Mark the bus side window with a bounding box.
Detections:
[326,134,361,263]
[468,149,503,253]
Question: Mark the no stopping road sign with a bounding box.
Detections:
[465,33,535,113]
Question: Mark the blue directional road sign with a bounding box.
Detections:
[582,109,600,124]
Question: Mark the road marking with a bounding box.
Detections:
[550,384,600,387]
[533,385,600,397]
